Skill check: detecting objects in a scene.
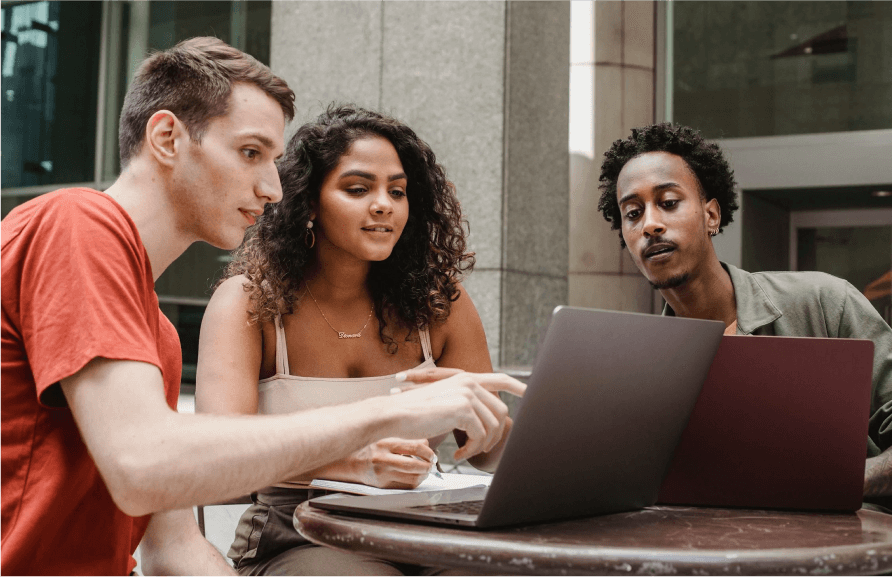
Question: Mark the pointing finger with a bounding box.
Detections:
[395,367,464,384]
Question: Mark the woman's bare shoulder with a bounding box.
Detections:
[429,282,489,369]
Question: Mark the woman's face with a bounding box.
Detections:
[312,135,409,264]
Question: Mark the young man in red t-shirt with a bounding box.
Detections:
[1,37,524,575]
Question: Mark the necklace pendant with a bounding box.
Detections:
[338,332,361,339]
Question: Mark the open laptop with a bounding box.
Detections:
[309,306,724,528]
[658,335,874,512]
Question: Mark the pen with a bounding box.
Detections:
[391,382,443,479]
[430,453,444,480]
[405,453,443,480]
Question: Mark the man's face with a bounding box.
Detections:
[616,151,719,290]
[173,82,285,250]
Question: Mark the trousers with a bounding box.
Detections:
[229,486,436,576]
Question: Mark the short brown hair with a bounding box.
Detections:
[118,37,295,167]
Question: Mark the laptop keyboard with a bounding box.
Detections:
[407,499,484,516]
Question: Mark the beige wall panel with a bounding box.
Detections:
[569,154,621,275]
[622,66,654,132]
[594,64,625,156]
[595,1,623,64]
[623,1,655,70]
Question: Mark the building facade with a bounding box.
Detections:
[2,1,890,386]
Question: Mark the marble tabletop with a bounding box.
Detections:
[294,502,892,575]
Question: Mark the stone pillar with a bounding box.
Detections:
[271,1,570,367]
[568,1,658,313]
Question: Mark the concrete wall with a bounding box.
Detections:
[270,1,570,367]
[568,1,659,314]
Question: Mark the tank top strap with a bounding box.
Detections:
[275,314,290,375]
[419,327,433,362]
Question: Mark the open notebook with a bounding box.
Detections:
[310,473,493,496]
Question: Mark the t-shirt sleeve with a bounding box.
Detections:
[17,195,163,407]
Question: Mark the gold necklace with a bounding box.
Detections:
[304,283,374,339]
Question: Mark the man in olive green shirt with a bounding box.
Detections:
[596,123,892,503]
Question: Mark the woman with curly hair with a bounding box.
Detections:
[195,105,504,575]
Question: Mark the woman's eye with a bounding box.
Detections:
[390,189,407,198]
[662,199,679,209]
[346,187,367,195]
[241,149,259,160]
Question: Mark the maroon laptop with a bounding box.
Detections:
[658,335,874,512]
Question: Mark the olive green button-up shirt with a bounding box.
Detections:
[664,262,892,457]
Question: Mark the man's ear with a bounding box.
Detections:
[704,197,721,232]
[145,111,186,167]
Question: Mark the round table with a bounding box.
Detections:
[294,502,892,575]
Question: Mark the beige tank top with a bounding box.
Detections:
[256,316,436,415]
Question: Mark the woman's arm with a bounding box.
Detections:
[195,275,265,415]
[196,276,432,489]
[432,283,509,472]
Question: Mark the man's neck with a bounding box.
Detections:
[660,257,737,326]
[103,163,193,282]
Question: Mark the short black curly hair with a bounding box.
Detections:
[597,123,738,247]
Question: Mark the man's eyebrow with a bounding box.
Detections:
[618,192,640,205]
[654,181,680,192]
[241,132,276,149]
[619,182,680,205]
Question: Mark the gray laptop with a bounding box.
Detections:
[309,306,724,528]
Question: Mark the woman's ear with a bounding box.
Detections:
[145,110,186,167]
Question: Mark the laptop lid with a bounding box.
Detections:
[657,335,874,512]
[313,307,725,528]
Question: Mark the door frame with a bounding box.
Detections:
[788,208,892,271]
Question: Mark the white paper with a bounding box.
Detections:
[309,472,493,496]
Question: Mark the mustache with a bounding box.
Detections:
[642,236,678,253]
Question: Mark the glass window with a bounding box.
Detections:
[797,225,891,324]
[127,1,273,384]
[129,1,273,305]
[1,1,102,188]
[672,1,892,138]
[2,0,273,386]
[158,301,208,385]
[1,192,39,219]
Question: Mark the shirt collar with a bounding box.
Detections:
[661,262,782,334]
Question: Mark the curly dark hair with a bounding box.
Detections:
[221,104,475,353]
[597,123,738,247]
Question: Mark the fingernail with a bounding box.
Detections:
[389,387,402,395]
[394,372,407,382]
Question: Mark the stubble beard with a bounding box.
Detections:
[650,272,690,290]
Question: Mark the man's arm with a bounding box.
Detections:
[139,509,234,576]
[865,448,892,498]
[61,358,523,517]
[837,282,892,496]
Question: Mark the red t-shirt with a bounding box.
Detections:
[1,188,181,575]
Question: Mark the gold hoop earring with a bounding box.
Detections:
[305,220,315,248]
[710,227,719,237]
